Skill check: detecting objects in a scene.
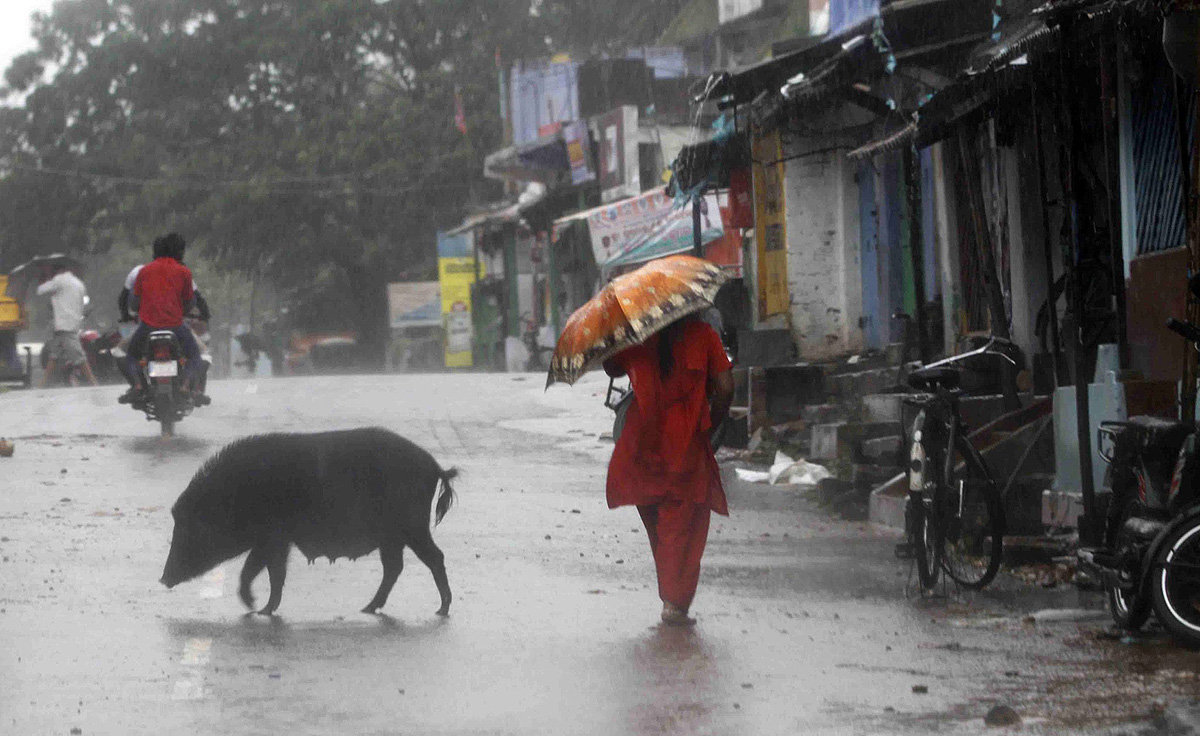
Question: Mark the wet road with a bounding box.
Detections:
[1,374,1198,735]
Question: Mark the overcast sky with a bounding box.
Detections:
[0,1,47,80]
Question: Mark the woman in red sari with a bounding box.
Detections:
[603,315,734,625]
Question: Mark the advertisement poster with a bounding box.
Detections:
[605,194,725,269]
[582,189,675,266]
[437,232,478,368]
[592,106,640,203]
[388,282,441,330]
[753,129,789,319]
[562,120,595,185]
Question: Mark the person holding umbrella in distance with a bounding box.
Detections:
[547,255,734,625]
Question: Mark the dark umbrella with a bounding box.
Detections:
[6,254,83,302]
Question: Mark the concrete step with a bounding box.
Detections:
[860,393,905,424]
[1006,473,1054,536]
[868,473,907,529]
[801,402,847,425]
[810,421,902,461]
[829,366,904,400]
[852,463,901,490]
[858,434,904,464]
[764,365,827,424]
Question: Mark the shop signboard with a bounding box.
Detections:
[753,129,789,319]
[437,232,478,368]
[592,106,640,203]
[718,0,764,24]
[829,0,879,34]
[388,281,442,330]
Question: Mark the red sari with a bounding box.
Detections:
[605,320,732,609]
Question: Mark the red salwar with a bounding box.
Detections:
[637,501,711,610]
[605,320,732,610]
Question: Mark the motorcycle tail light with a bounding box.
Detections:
[1169,452,1187,504]
[152,344,171,360]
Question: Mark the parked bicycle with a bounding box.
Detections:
[898,336,1021,592]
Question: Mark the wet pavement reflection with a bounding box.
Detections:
[0,375,1195,734]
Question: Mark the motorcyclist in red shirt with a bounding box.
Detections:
[119,233,207,405]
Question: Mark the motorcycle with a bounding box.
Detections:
[521,314,555,372]
[1078,275,1200,648]
[127,330,196,437]
[82,329,124,383]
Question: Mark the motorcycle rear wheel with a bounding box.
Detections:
[1150,520,1200,648]
[1105,496,1151,631]
[155,391,175,438]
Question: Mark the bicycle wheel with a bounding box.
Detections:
[912,493,942,589]
[908,411,942,589]
[940,436,1003,589]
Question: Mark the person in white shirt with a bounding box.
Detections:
[36,264,97,387]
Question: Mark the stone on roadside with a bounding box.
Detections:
[0,439,13,457]
[984,704,1021,727]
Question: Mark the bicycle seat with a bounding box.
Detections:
[907,366,960,391]
[1102,416,1190,442]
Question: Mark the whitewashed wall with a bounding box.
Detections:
[780,138,864,361]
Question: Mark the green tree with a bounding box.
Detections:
[0,0,684,362]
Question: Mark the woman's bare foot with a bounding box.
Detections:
[661,602,696,626]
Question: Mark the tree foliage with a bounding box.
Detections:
[0,0,684,360]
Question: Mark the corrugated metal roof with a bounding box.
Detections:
[1132,65,1195,255]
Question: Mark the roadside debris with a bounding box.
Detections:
[984,705,1021,727]
[734,452,832,487]
[0,439,13,457]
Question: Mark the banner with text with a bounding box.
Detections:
[437,232,477,368]
[753,129,789,319]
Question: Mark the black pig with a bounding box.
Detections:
[160,427,457,616]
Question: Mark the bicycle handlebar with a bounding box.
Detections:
[1167,317,1200,345]
[921,335,1019,372]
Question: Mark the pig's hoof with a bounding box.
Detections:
[435,607,450,617]
[238,588,255,610]
[361,605,381,615]
[256,606,278,616]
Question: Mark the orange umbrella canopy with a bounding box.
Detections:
[547,255,729,387]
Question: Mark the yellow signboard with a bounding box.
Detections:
[752,128,789,319]
[437,232,478,368]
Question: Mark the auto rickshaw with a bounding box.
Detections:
[0,274,32,387]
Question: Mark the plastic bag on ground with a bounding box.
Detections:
[768,451,832,487]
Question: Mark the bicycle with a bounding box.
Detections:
[898,336,1019,592]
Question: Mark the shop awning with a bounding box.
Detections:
[847,13,1062,157]
[695,21,872,108]
[483,130,570,185]
[447,201,524,236]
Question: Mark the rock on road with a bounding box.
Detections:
[0,374,1196,735]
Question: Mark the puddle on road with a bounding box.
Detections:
[125,435,213,456]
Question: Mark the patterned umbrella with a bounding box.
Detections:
[547,254,729,387]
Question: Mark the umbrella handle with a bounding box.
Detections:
[603,377,629,411]
[710,420,727,451]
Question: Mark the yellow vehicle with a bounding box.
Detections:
[0,274,33,387]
